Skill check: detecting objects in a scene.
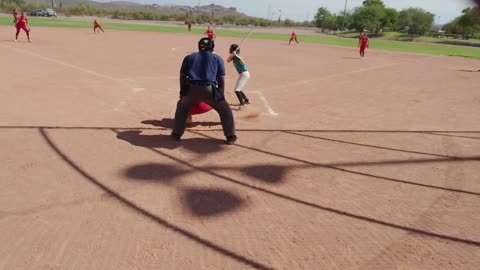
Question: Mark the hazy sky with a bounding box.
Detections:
[105,0,476,24]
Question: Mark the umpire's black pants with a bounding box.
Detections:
[172,84,236,138]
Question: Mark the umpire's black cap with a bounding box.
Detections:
[198,37,215,52]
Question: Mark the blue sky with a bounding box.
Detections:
[100,0,475,24]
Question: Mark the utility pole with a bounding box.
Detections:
[341,0,348,37]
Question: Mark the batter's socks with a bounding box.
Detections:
[240,91,250,104]
[235,91,245,105]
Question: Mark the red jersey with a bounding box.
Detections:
[205,29,214,39]
[291,32,297,38]
[17,16,28,27]
[359,36,369,46]
[94,20,100,26]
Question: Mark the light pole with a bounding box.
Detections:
[278,9,282,23]
[341,0,348,37]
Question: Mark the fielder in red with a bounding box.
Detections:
[13,8,19,25]
[289,31,299,45]
[204,26,216,40]
[15,12,30,42]
[359,33,369,58]
[94,20,104,33]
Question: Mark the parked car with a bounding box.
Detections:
[30,9,46,16]
[45,8,57,17]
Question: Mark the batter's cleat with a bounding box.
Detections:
[226,135,237,145]
[244,99,250,104]
[171,133,181,141]
[14,39,17,42]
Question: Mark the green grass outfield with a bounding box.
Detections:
[2,16,480,59]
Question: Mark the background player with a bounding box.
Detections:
[15,12,30,42]
[204,26,216,40]
[94,20,104,33]
[227,44,250,107]
[359,33,369,58]
[289,31,299,45]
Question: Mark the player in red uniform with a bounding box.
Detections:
[204,26,216,40]
[358,33,369,58]
[289,31,299,45]
[93,20,104,33]
[12,8,19,25]
[15,12,30,42]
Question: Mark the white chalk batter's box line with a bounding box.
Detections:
[250,90,279,116]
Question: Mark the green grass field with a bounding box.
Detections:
[2,16,480,59]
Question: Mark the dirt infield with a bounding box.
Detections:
[1,26,479,270]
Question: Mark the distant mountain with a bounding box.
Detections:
[36,0,246,17]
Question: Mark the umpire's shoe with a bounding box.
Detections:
[171,133,182,141]
[226,135,237,145]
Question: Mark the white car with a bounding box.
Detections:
[45,8,57,17]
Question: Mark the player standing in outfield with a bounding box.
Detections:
[12,8,19,25]
[93,20,104,33]
[204,26,216,40]
[289,31,299,45]
[227,44,250,107]
[15,12,30,42]
[359,33,369,58]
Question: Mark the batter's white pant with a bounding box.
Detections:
[234,71,250,92]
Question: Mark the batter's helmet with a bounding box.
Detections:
[198,37,214,52]
[229,44,240,54]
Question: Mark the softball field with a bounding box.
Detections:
[1,26,479,269]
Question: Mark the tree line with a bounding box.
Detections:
[314,0,434,35]
[442,7,480,38]
[314,0,480,38]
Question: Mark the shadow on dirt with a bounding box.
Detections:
[183,188,246,217]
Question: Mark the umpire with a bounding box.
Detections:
[171,37,237,144]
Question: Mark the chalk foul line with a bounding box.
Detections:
[250,90,279,116]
